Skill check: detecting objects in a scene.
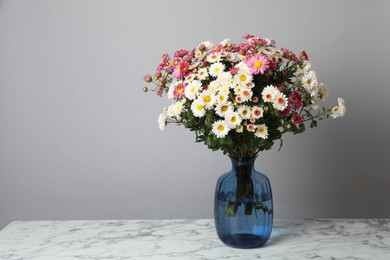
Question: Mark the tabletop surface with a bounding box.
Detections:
[0,219,389,260]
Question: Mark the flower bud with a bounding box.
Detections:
[143,86,148,92]
[143,74,152,83]
[198,44,206,51]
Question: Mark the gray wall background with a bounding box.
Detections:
[1,0,390,230]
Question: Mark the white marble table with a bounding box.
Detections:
[0,219,389,260]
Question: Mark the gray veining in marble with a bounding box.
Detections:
[0,219,389,260]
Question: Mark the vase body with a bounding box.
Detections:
[214,156,273,248]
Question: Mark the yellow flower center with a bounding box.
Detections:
[240,75,247,82]
[254,60,263,68]
[196,104,203,111]
[231,116,237,123]
[258,128,265,133]
[177,88,183,94]
[306,79,312,85]
[221,105,228,112]
[214,67,220,73]
[203,95,211,103]
[190,87,196,93]
[218,125,225,131]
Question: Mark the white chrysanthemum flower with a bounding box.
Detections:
[255,124,268,139]
[209,62,225,77]
[195,50,205,60]
[225,112,242,128]
[219,38,230,47]
[228,78,237,89]
[295,61,312,77]
[191,100,206,118]
[302,70,319,97]
[216,92,228,104]
[198,90,216,109]
[217,72,232,87]
[246,124,256,132]
[184,74,196,84]
[234,85,244,95]
[207,53,221,63]
[218,86,230,95]
[212,120,230,138]
[197,68,208,80]
[168,100,185,119]
[236,125,244,133]
[158,108,167,131]
[234,70,252,85]
[238,105,251,119]
[208,81,219,93]
[199,41,212,51]
[273,93,288,111]
[331,98,346,119]
[167,83,175,100]
[252,106,263,119]
[318,83,329,100]
[215,102,233,117]
[184,80,202,100]
[240,88,252,102]
[261,85,278,102]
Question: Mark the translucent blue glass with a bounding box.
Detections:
[214,156,273,248]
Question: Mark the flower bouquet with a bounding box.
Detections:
[143,34,345,157]
[143,34,345,248]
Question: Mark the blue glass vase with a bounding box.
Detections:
[214,156,273,248]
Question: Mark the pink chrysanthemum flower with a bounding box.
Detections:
[173,84,186,99]
[245,54,270,75]
[173,61,190,79]
[289,92,303,109]
[292,113,303,125]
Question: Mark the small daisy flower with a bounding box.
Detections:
[169,100,185,119]
[255,124,268,139]
[246,124,256,132]
[198,90,216,109]
[261,85,278,102]
[331,98,346,119]
[245,54,270,75]
[191,100,206,118]
[185,80,202,100]
[184,74,196,84]
[302,70,319,96]
[240,89,252,102]
[215,102,233,117]
[273,93,288,111]
[318,83,329,100]
[209,62,225,77]
[216,92,228,103]
[158,108,167,131]
[197,68,209,80]
[238,105,251,119]
[234,70,252,85]
[218,86,230,95]
[228,78,237,89]
[252,106,264,119]
[208,81,219,93]
[225,112,242,128]
[207,53,220,63]
[236,125,244,133]
[212,120,230,138]
[195,50,205,60]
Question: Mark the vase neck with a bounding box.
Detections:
[229,156,257,167]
